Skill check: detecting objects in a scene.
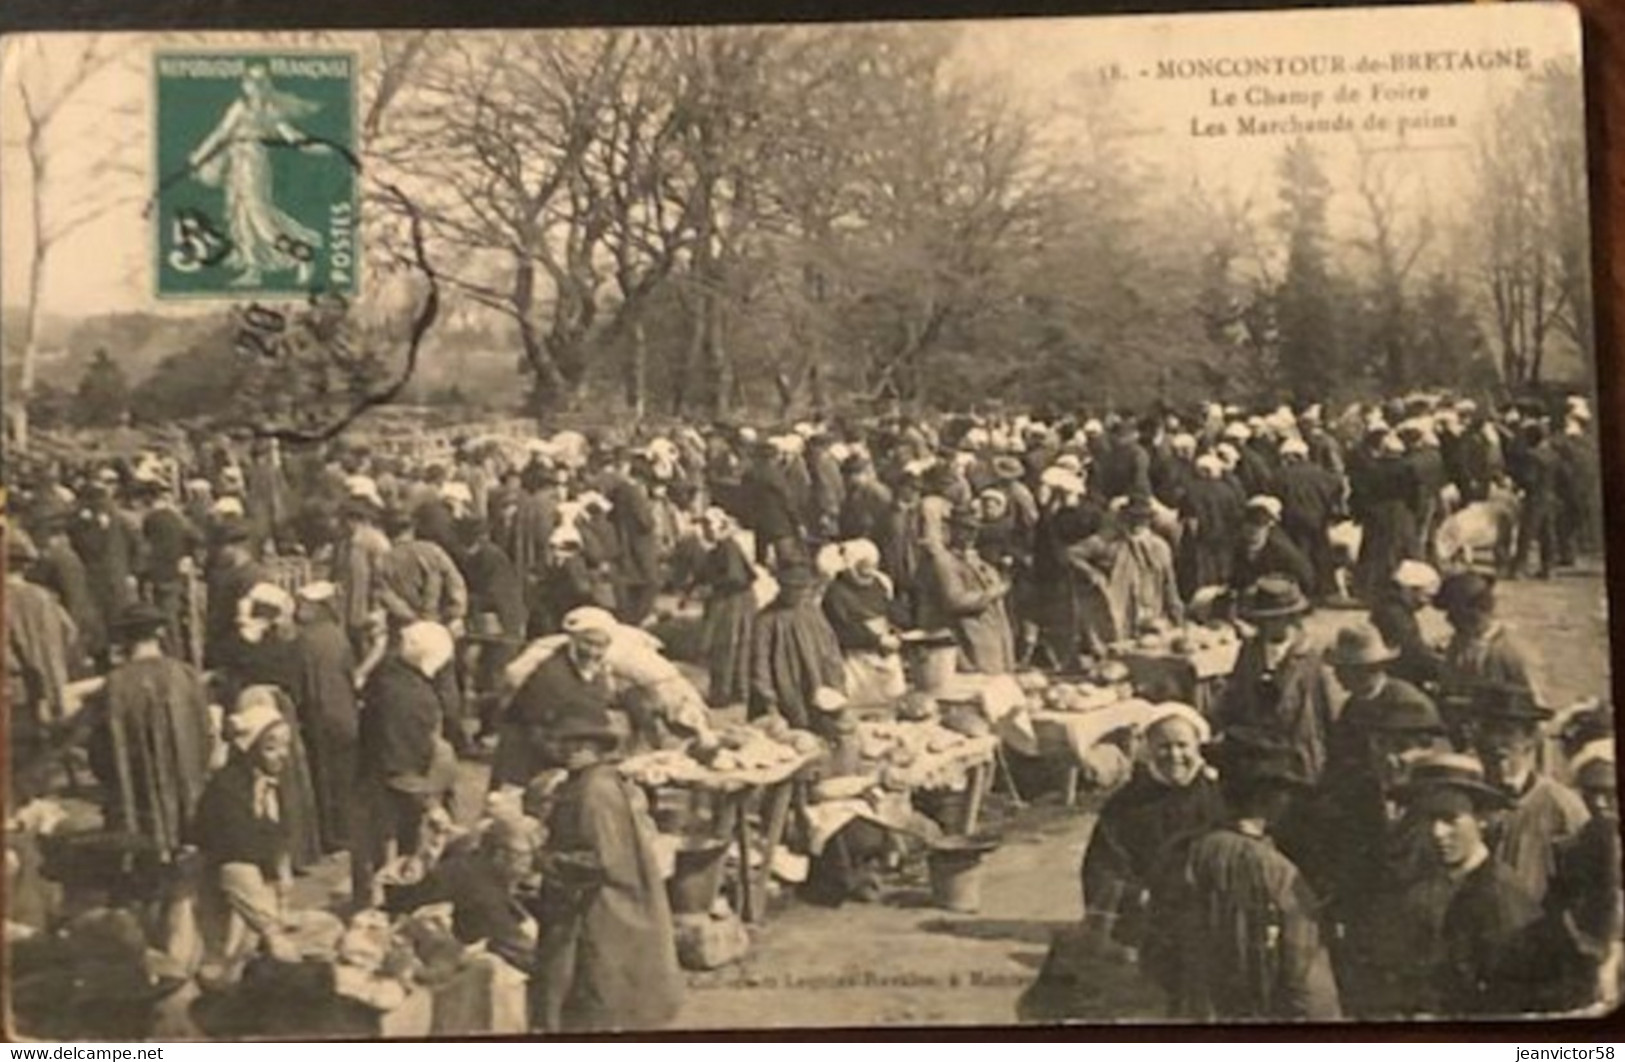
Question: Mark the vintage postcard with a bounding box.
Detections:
[1,2,1616,1040]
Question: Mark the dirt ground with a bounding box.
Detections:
[269,567,1610,1032]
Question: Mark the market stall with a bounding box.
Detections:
[851,719,1000,835]
[1109,623,1242,715]
[619,725,823,925]
[1001,673,1149,804]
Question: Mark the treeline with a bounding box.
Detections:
[358,29,1588,417]
[20,30,1593,435]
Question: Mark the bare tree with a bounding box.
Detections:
[4,34,143,449]
[1350,141,1434,390]
[376,31,640,409]
[1464,64,1586,389]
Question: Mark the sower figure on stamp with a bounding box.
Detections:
[186,63,327,288]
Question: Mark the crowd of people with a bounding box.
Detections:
[3,387,1617,1031]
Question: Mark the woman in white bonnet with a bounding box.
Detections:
[1079,702,1225,952]
[186,697,301,985]
[820,538,906,706]
[355,621,459,904]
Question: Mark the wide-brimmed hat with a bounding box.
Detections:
[113,602,167,639]
[1572,739,1616,792]
[1466,682,1553,724]
[1395,751,1513,812]
[991,455,1024,481]
[1238,575,1310,621]
[1436,571,1495,614]
[213,518,252,545]
[1367,683,1447,734]
[1326,624,1400,668]
[1203,728,1311,789]
[551,707,623,749]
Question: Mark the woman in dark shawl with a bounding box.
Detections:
[1081,704,1225,950]
[1350,432,1420,602]
[689,507,757,707]
[749,564,846,735]
[290,581,361,853]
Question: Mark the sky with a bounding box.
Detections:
[0,4,1583,327]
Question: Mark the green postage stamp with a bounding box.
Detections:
[154,52,358,299]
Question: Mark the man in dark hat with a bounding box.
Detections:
[806,432,846,542]
[284,580,361,857]
[1438,572,1540,704]
[837,453,895,548]
[1517,738,1621,1013]
[1323,622,1439,779]
[1509,419,1560,579]
[532,703,682,1033]
[741,438,805,568]
[1217,576,1337,784]
[69,482,141,657]
[1467,684,1589,906]
[88,603,214,863]
[602,447,662,626]
[1298,668,1449,1017]
[136,479,204,659]
[1348,430,1419,602]
[1095,419,1152,502]
[1066,493,1182,650]
[917,506,1015,675]
[411,473,461,559]
[32,503,106,667]
[1395,752,1540,1016]
[1142,728,1341,1020]
[508,460,561,624]
[202,517,269,671]
[330,494,392,657]
[458,516,527,732]
[376,505,469,632]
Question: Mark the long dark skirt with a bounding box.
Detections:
[702,589,755,707]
